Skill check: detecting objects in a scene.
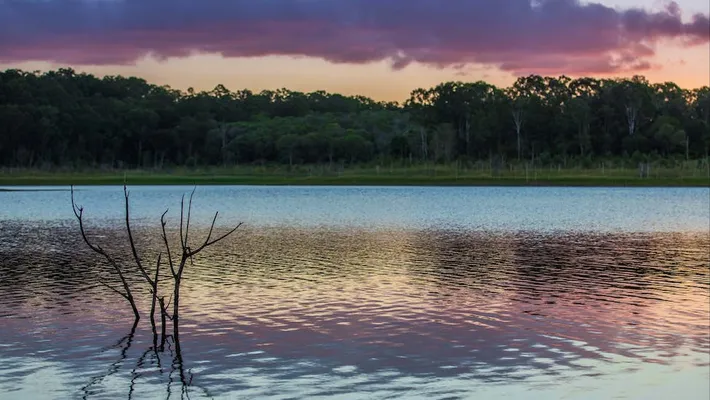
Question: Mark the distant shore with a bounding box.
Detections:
[1,169,708,188]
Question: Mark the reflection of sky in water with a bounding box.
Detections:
[1,185,709,232]
[1,352,707,399]
[0,224,708,399]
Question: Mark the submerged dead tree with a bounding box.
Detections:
[70,185,242,346]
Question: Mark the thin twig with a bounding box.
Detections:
[188,220,243,257]
[179,194,185,253]
[161,209,176,277]
[97,280,129,300]
[163,293,174,320]
[152,252,162,295]
[183,187,196,249]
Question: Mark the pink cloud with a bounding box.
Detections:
[0,0,707,76]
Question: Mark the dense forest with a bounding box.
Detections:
[1,68,708,170]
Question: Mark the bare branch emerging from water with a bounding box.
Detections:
[71,185,140,322]
[71,184,242,357]
[159,186,243,344]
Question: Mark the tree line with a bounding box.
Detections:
[1,68,708,169]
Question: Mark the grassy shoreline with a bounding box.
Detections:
[0,169,708,187]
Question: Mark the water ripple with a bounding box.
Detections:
[0,222,708,399]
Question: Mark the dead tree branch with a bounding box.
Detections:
[72,184,241,348]
[159,187,242,343]
[123,184,154,287]
[160,210,176,277]
[123,184,165,334]
[71,185,140,322]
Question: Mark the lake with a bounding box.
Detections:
[0,185,709,399]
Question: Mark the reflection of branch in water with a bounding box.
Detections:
[128,346,154,400]
[154,341,165,374]
[164,332,215,400]
[80,319,214,398]
[166,338,174,399]
[80,321,138,400]
[95,333,134,355]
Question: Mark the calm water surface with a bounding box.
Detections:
[0,186,708,399]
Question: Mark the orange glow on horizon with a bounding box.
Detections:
[1,44,707,102]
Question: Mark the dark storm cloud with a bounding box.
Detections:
[0,0,707,75]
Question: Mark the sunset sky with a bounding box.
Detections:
[1,0,708,101]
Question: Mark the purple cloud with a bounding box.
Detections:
[0,0,707,75]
